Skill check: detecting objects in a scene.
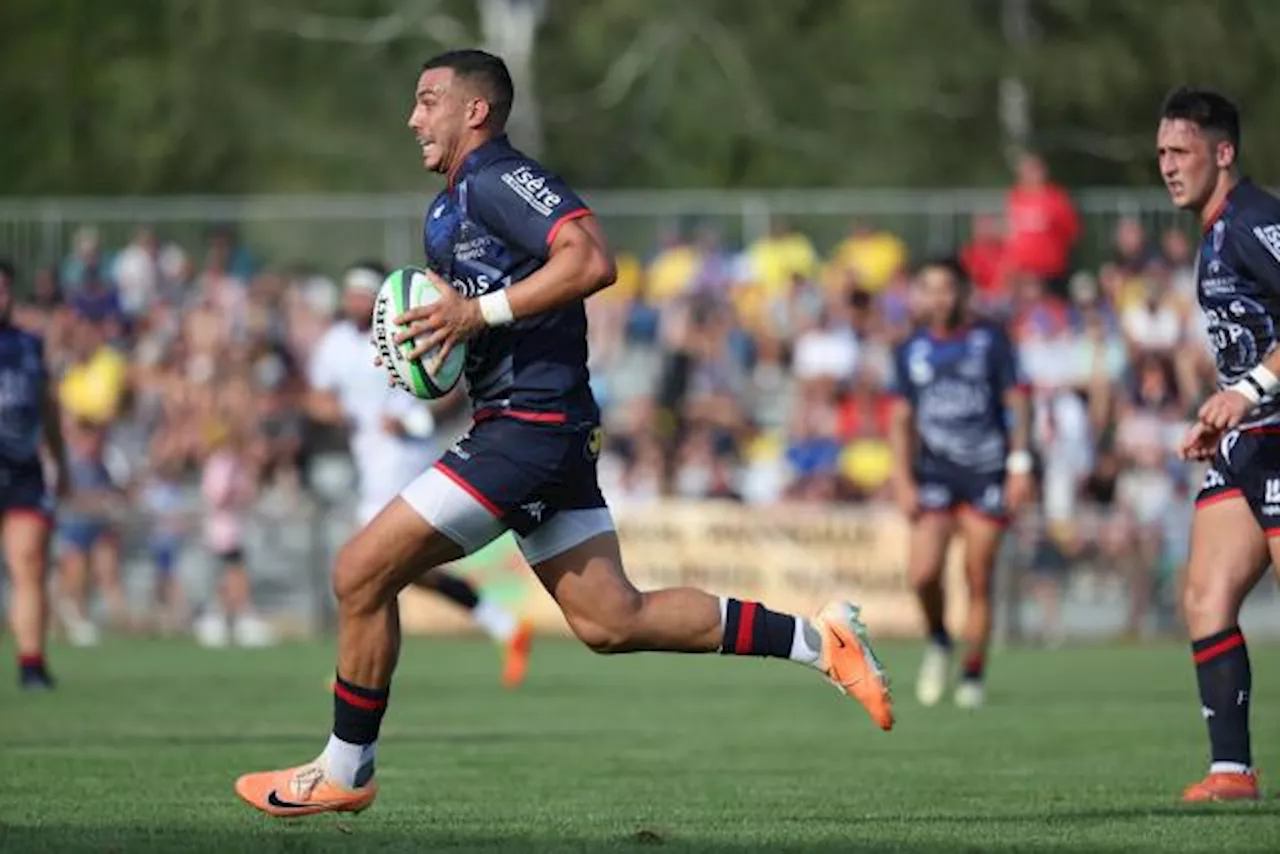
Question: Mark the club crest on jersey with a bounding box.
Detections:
[1213,219,1226,253]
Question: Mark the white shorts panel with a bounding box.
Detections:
[515,507,616,566]
[399,465,506,555]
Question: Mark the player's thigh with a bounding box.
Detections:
[333,495,469,608]
[907,510,955,588]
[1183,495,1268,631]
[522,509,633,629]
[2,509,52,584]
[956,508,1005,597]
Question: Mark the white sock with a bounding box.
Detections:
[717,596,729,651]
[472,598,517,643]
[790,617,822,667]
[1209,761,1252,776]
[322,733,376,789]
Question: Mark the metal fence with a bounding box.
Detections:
[0,187,1193,285]
[19,490,1280,643]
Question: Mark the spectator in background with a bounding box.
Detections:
[645,226,699,304]
[1161,226,1197,305]
[1004,152,1080,298]
[194,421,276,649]
[52,419,131,646]
[70,265,127,342]
[747,218,818,300]
[1112,354,1186,639]
[60,226,111,294]
[960,212,1008,306]
[59,316,129,426]
[827,219,908,294]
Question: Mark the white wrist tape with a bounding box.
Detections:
[478,290,515,327]
[1229,364,1280,406]
[1006,450,1034,474]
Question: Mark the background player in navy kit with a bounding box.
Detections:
[235,49,893,818]
[1159,88,1280,802]
[0,262,69,688]
[888,258,1033,710]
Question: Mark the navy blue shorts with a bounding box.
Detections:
[401,414,614,563]
[58,520,113,553]
[0,461,54,524]
[1196,428,1280,535]
[916,468,1009,524]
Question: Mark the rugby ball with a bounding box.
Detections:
[372,266,466,399]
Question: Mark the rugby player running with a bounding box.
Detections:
[888,258,1032,710]
[1159,87,1280,802]
[234,49,893,818]
[0,263,70,689]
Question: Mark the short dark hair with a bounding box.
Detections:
[1161,87,1241,151]
[423,49,514,130]
[917,255,969,287]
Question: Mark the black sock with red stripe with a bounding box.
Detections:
[18,653,52,686]
[719,598,797,658]
[430,572,481,610]
[961,649,986,682]
[1192,626,1252,769]
[333,675,390,746]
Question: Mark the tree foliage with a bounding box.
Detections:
[3,0,1279,195]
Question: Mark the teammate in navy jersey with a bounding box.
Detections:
[888,258,1032,711]
[0,263,69,688]
[1159,88,1280,802]
[235,50,893,818]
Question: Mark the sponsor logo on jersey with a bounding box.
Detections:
[1253,223,1280,266]
[500,166,563,217]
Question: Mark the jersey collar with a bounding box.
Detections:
[448,134,514,191]
[1202,177,1250,234]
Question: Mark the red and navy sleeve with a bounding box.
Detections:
[470,159,592,259]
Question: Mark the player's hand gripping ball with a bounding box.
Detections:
[371,267,468,399]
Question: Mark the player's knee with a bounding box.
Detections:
[1181,574,1235,631]
[331,539,387,616]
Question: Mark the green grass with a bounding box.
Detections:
[2,638,1280,853]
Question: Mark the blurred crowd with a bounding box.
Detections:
[2,153,1213,642]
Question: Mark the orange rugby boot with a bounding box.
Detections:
[1181,771,1260,803]
[235,760,378,817]
[812,601,894,731]
[501,618,534,689]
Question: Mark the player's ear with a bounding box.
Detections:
[1215,139,1236,170]
[466,96,491,131]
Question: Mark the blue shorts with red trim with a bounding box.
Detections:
[916,468,1008,524]
[435,412,606,537]
[1195,428,1280,535]
[0,459,54,523]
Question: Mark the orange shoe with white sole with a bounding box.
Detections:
[812,601,894,731]
[235,761,378,818]
[1181,771,1260,803]
[501,618,534,689]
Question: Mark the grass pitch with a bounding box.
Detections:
[2,638,1279,853]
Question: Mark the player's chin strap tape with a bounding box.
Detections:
[1229,364,1280,406]
[478,290,515,327]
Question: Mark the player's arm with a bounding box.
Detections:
[886,346,919,518]
[39,357,70,499]
[305,389,347,427]
[397,165,615,362]
[994,325,1034,509]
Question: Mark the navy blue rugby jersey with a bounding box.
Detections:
[1197,179,1280,429]
[889,319,1025,476]
[423,135,598,425]
[0,323,47,466]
